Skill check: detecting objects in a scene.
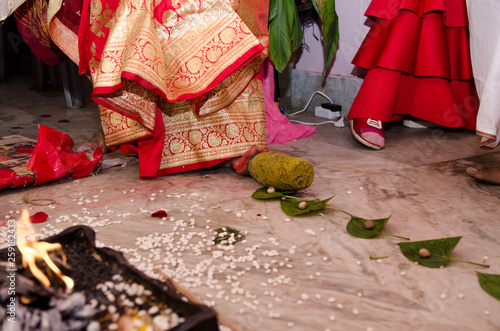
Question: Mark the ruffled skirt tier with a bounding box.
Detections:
[348,0,478,129]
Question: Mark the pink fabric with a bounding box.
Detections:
[260,59,315,144]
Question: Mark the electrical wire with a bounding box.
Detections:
[286,90,333,116]
[285,90,344,127]
[289,117,345,128]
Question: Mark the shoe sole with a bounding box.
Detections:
[350,120,383,150]
[402,119,442,129]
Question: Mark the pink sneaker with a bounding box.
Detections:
[350,118,385,150]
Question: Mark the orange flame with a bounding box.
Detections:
[17,209,74,291]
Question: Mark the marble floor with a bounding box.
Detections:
[1,70,500,331]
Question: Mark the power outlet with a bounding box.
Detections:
[314,106,341,119]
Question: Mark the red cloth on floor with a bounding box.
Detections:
[0,169,16,190]
[28,125,103,186]
[0,126,103,190]
[348,0,478,129]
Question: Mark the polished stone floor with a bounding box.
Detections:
[1,70,500,331]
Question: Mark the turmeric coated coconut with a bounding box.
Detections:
[248,152,314,191]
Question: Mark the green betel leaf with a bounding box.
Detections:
[251,187,295,200]
[346,216,390,239]
[397,237,462,268]
[477,272,500,301]
[280,197,333,216]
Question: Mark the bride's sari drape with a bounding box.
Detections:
[49,0,270,177]
[1,0,317,190]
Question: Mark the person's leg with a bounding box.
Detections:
[77,128,110,153]
[348,68,404,150]
[350,118,385,150]
[464,1,500,183]
[466,165,500,185]
[226,145,268,175]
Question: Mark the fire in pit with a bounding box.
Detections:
[16,209,74,291]
[0,211,219,330]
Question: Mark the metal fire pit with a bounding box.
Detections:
[0,225,219,331]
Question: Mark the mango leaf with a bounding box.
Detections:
[397,237,462,268]
[280,197,333,216]
[346,216,391,239]
[477,272,500,301]
[269,0,295,72]
[252,187,295,200]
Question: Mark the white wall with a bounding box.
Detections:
[294,0,372,77]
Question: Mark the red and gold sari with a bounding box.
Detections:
[47,0,269,177]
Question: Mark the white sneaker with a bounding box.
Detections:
[402,119,442,129]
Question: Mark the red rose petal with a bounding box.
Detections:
[30,212,48,223]
[58,119,70,123]
[151,210,168,218]
[40,114,52,118]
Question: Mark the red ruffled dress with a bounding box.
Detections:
[348,0,478,130]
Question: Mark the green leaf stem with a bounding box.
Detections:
[370,256,388,260]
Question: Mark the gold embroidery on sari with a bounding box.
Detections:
[88,0,262,103]
[96,79,158,134]
[99,106,151,146]
[15,0,52,48]
[84,0,269,174]
[158,77,266,171]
